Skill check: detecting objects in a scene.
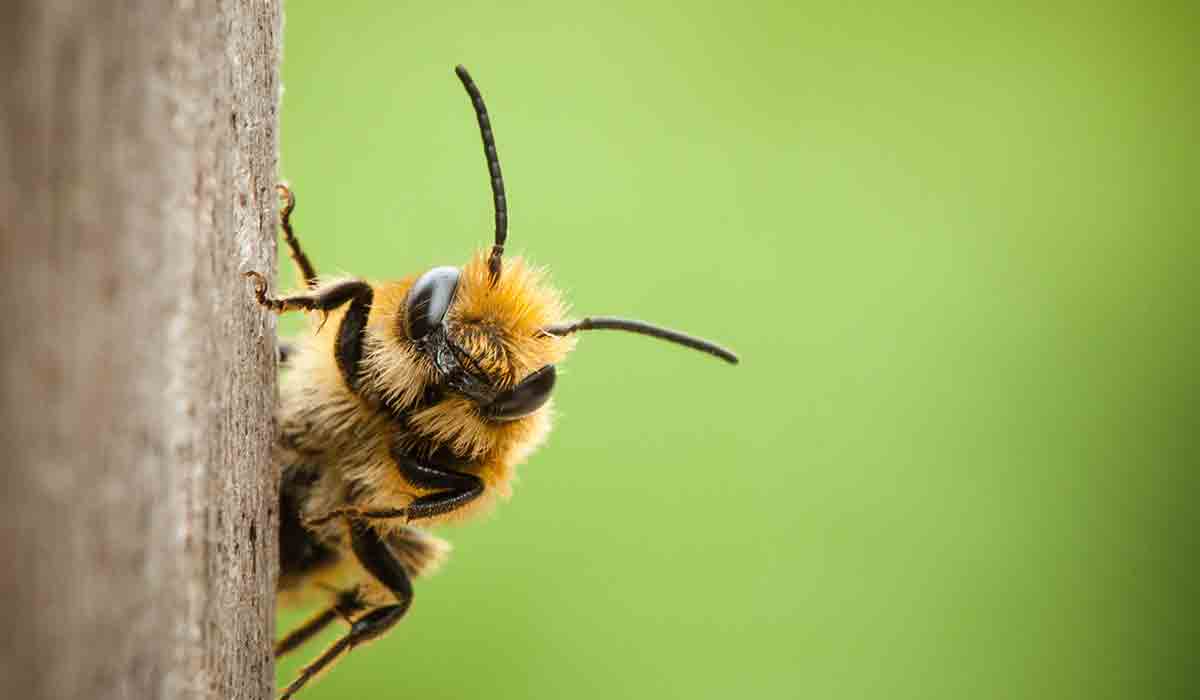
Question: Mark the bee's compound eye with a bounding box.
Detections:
[483,365,557,422]
[406,266,461,340]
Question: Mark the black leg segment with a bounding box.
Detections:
[278,523,414,699]
[394,454,484,520]
[245,273,374,391]
[348,521,414,611]
[304,452,484,528]
[334,285,373,392]
[274,588,366,658]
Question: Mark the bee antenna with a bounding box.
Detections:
[455,65,507,284]
[543,317,739,365]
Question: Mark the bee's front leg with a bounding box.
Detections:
[243,273,369,316]
[243,273,374,390]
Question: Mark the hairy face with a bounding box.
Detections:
[392,250,576,422]
[443,250,576,390]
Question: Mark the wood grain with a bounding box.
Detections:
[0,2,281,698]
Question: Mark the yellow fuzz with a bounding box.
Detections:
[277,249,578,542]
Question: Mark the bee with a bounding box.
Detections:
[245,65,738,699]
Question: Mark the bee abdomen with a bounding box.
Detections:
[279,463,340,589]
[386,527,450,579]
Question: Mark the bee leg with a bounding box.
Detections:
[243,274,369,317]
[394,454,485,521]
[305,454,485,528]
[304,506,407,528]
[279,522,414,700]
[277,184,319,289]
[274,588,366,658]
[242,273,373,390]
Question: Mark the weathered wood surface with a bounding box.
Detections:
[0,2,281,698]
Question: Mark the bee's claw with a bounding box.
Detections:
[244,270,273,307]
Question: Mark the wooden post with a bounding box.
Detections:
[0,2,281,699]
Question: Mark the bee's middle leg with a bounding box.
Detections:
[304,453,484,528]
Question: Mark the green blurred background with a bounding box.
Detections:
[275,2,1198,698]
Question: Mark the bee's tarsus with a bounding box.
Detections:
[305,507,410,528]
[301,510,342,528]
[244,270,281,311]
[276,183,319,288]
[278,525,415,699]
[277,183,296,218]
[274,587,366,659]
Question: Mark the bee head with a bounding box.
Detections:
[396,66,738,426]
[402,251,575,423]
